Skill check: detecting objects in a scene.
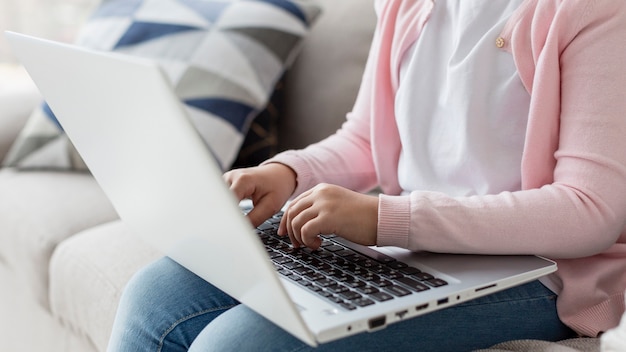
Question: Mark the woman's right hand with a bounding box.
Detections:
[223,163,297,228]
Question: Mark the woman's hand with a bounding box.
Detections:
[224,163,297,228]
[278,183,378,250]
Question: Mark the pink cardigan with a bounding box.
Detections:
[269,0,626,336]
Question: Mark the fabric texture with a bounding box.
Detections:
[476,338,601,352]
[267,0,626,337]
[4,0,320,171]
[49,220,161,352]
[0,169,118,310]
[600,294,626,351]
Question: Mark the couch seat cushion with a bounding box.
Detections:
[49,220,161,352]
[0,169,118,309]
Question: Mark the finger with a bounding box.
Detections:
[280,196,307,246]
[227,173,257,202]
[288,203,319,248]
[246,195,282,228]
[282,203,301,248]
[222,170,234,186]
[300,223,323,249]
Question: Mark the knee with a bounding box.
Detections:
[118,257,190,315]
[189,305,304,352]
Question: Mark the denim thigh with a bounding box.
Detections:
[190,277,576,351]
[107,257,240,352]
[109,257,576,352]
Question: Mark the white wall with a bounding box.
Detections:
[0,0,98,64]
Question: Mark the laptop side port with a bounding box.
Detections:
[368,316,386,330]
[437,297,449,306]
[395,310,408,319]
[475,284,497,292]
[415,303,429,311]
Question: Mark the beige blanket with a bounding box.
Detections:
[600,296,626,352]
[475,338,600,352]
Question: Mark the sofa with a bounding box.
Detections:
[0,1,607,351]
[0,1,376,351]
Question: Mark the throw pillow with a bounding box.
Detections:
[3,0,320,171]
[232,77,283,169]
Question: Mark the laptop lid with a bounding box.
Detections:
[5,31,317,346]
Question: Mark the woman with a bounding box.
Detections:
[107,0,626,351]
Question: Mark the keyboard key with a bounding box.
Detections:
[332,237,396,263]
[283,261,303,270]
[327,284,350,294]
[382,270,404,279]
[357,286,379,295]
[327,296,344,304]
[335,249,356,257]
[325,245,345,252]
[399,266,421,275]
[257,222,275,231]
[340,302,357,310]
[344,279,367,289]
[370,291,394,302]
[387,261,409,270]
[425,278,448,287]
[339,291,362,301]
[353,298,376,307]
[298,280,313,288]
[273,256,292,265]
[385,285,412,297]
[315,278,335,287]
[412,272,435,281]
[396,277,430,292]
[304,272,325,281]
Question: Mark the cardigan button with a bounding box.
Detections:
[495,37,505,48]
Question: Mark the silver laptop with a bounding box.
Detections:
[6,31,557,347]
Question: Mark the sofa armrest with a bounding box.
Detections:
[0,65,41,164]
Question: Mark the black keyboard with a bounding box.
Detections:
[256,212,448,311]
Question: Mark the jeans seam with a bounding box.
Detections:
[156,304,239,352]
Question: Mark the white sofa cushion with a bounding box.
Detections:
[0,169,118,309]
[49,220,161,351]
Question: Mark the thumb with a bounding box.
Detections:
[245,197,283,229]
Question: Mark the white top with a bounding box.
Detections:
[395,0,530,196]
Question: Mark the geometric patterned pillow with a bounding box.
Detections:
[232,76,283,169]
[3,0,321,171]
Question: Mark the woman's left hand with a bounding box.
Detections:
[278,183,378,250]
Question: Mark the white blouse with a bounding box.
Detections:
[395,0,530,197]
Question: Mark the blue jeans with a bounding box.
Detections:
[107,257,576,352]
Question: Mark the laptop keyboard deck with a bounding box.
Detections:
[256,212,448,311]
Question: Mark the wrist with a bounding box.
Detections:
[264,162,297,197]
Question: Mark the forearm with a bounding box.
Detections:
[377,184,625,259]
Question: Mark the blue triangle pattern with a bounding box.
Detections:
[178,0,230,23]
[114,22,201,48]
[90,0,143,18]
[253,0,308,25]
[185,98,256,132]
[41,102,64,131]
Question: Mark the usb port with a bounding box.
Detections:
[368,316,386,330]
[437,297,449,305]
[416,303,429,311]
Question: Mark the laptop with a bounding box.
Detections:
[5,31,557,347]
